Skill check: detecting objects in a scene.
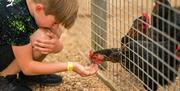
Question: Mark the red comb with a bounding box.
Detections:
[89,50,102,65]
[142,12,150,21]
[142,12,150,31]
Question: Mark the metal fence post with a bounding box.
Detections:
[91,0,107,51]
[91,0,108,70]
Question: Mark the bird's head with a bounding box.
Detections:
[133,12,150,33]
[154,0,171,8]
[89,50,104,65]
[142,12,150,31]
[154,0,160,7]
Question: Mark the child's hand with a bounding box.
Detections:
[34,32,62,54]
[73,63,98,77]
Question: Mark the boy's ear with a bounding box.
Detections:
[35,4,44,12]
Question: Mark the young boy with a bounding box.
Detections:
[0,0,98,91]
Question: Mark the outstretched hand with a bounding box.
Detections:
[73,63,98,77]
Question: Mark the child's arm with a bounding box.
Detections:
[12,44,98,76]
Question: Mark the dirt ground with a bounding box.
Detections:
[32,0,180,91]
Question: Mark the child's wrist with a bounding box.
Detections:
[72,62,77,72]
[67,62,74,72]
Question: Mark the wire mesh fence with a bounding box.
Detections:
[77,0,180,91]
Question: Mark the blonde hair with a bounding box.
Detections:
[33,0,79,29]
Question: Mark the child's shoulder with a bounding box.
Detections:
[0,0,38,46]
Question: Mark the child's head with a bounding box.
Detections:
[30,0,79,30]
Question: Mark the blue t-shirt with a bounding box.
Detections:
[0,0,38,46]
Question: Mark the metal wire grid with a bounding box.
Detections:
[76,0,180,91]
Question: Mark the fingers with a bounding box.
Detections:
[34,40,54,49]
[33,40,54,54]
[84,64,98,76]
[74,63,99,77]
[85,63,94,69]
[46,32,58,39]
[89,64,98,74]
[80,72,90,77]
[33,32,62,54]
[36,38,56,45]
[34,46,52,54]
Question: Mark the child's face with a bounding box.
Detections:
[34,12,64,38]
[33,3,59,32]
[34,12,58,31]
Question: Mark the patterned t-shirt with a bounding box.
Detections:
[0,0,38,46]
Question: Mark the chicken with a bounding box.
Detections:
[90,48,122,63]
[89,1,180,90]
[152,0,171,24]
[121,12,150,45]
[90,13,150,63]
[150,0,180,42]
[90,40,180,91]
[122,40,179,91]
